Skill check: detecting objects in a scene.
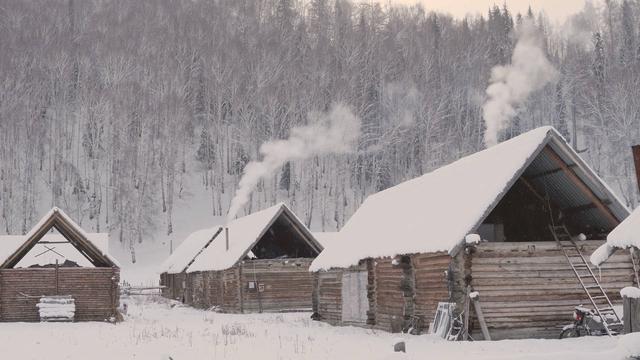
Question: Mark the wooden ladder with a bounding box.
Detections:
[548,224,623,336]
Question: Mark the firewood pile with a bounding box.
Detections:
[36,296,75,322]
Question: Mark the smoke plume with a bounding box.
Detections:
[482,21,557,147]
[226,103,361,223]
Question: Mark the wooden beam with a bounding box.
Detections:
[543,147,619,228]
[633,145,640,193]
[562,203,598,216]
[462,286,471,341]
[471,293,492,341]
[518,177,546,203]
[528,164,577,180]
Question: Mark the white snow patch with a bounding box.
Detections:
[465,234,481,245]
[607,206,640,250]
[590,243,616,267]
[621,286,640,299]
[312,232,341,249]
[0,296,635,360]
[469,291,480,299]
[311,126,556,271]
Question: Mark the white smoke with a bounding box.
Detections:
[226,103,361,223]
[482,21,558,147]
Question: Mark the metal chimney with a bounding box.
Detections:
[633,145,640,193]
[225,227,229,251]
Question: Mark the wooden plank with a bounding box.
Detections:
[471,294,491,341]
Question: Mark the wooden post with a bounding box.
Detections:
[471,292,491,341]
[623,295,640,334]
[237,265,244,313]
[55,259,59,295]
[462,286,471,340]
[0,270,3,321]
[366,258,377,326]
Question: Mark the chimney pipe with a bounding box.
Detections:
[225,227,229,251]
[633,145,640,194]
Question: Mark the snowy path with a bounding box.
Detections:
[1,296,638,360]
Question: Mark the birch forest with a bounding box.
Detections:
[1,0,639,261]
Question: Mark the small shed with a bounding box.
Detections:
[161,203,323,313]
[159,227,222,302]
[0,207,120,322]
[311,126,638,339]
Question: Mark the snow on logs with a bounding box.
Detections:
[37,296,75,322]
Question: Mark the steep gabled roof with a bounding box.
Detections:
[185,203,322,273]
[0,207,118,268]
[160,227,223,274]
[311,126,629,271]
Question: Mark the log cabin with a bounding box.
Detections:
[160,203,324,313]
[159,227,222,302]
[310,126,640,339]
[593,145,640,278]
[0,207,120,322]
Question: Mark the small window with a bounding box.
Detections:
[248,281,256,290]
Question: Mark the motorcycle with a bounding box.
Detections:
[559,306,610,339]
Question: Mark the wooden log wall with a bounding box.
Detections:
[187,272,207,309]
[411,253,451,327]
[469,240,636,340]
[221,268,241,312]
[202,271,223,308]
[0,267,119,322]
[372,257,406,332]
[169,273,186,302]
[238,258,314,312]
[159,273,169,297]
[365,259,377,326]
[315,269,343,325]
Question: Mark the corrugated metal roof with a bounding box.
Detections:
[522,139,626,234]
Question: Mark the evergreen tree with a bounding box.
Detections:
[196,127,215,170]
[555,80,569,140]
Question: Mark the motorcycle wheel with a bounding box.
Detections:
[559,326,582,339]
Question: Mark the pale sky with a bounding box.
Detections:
[388,0,593,22]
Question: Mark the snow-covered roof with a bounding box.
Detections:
[161,227,222,274]
[607,207,640,249]
[186,203,322,273]
[311,126,629,271]
[592,206,640,266]
[0,207,118,268]
[312,232,341,249]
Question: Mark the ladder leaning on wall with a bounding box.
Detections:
[548,224,624,336]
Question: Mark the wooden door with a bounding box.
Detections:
[341,270,368,324]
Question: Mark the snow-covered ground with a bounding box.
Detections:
[1,296,639,360]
